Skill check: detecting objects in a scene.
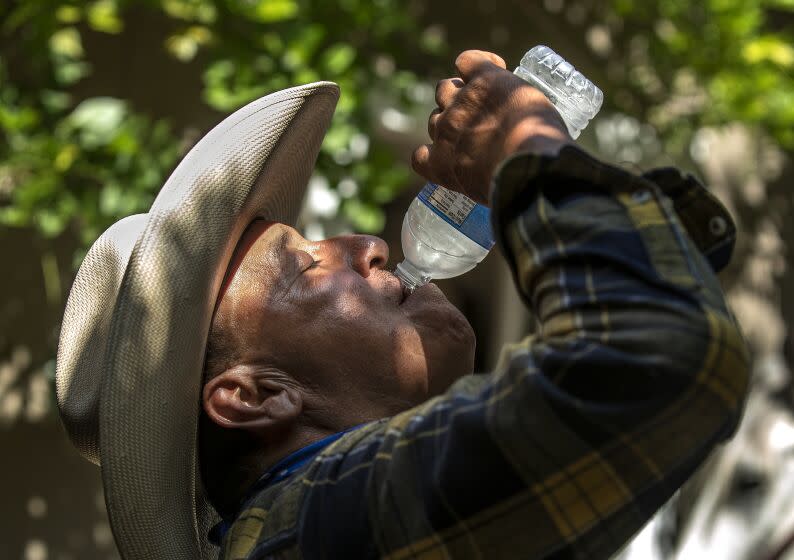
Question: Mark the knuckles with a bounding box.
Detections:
[417,50,566,200]
[454,49,507,75]
[410,145,429,172]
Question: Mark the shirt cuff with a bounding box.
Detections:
[489,144,737,274]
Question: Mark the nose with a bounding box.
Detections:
[344,235,389,277]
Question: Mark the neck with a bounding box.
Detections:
[202,420,336,517]
[257,424,337,474]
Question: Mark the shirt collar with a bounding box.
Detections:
[208,424,363,547]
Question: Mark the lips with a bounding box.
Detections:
[395,278,409,305]
[380,271,407,306]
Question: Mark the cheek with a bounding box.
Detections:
[401,287,474,346]
[301,275,398,359]
[310,274,375,319]
[309,277,430,398]
[391,323,431,393]
[399,295,476,393]
[329,291,373,322]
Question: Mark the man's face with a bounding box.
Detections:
[209,220,475,429]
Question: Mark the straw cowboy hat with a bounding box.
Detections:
[55,82,340,559]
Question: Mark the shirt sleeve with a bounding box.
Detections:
[229,146,750,560]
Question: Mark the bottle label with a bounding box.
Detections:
[418,183,495,250]
[426,185,475,225]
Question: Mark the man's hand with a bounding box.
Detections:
[411,50,573,205]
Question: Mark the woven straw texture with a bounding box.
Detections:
[56,214,149,464]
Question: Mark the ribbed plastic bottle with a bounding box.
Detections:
[395,45,604,291]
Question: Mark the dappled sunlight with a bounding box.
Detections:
[1,0,793,557]
[0,346,52,425]
[23,540,47,560]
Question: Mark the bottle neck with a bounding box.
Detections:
[395,260,430,292]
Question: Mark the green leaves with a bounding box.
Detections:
[49,26,90,85]
[86,0,123,34]
[251,0,299,22]
[53,144,78,172]
[343,199,385,233]
[49,27,83,58]
[742,35,794,67]
[161,0,218,23]
[609,0,794,150]
[0,0,434,257]
[321,44,356,75]
[202,58,280,111]
[55,5,82,24]
[0,104,40,132]
[224,0,300,22]
[66,98,127,149]
[4,0,790,260]
[165,25,214,61]
[0,54,179,242]
[762,0,794,8]
[51,1,124,32]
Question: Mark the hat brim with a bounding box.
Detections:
[98,82,339,559]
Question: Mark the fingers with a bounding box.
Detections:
[411,144,433,181]
[412,50,510,199]
[411,144,459,190]
[427,108,442,141]
[455,50,507,82]
[435,78,463,109]
[411,144,463,192]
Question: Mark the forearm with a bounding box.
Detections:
[483,144,750,557]
[491,145,746,399]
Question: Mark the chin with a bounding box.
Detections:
[420,304,476,395]
[426,333,476,395]
[391,288,476,399]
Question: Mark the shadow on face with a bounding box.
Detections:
[205,219,476,430]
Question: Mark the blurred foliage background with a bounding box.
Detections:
[1,0,793,559]
[0,0,434,251]
[3,0,792,252]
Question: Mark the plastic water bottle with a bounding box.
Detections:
[395,45,603,291]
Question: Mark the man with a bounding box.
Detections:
[56,50,749,559]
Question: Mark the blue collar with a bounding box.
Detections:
[208,425,363,546]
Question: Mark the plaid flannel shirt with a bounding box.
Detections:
[218,145,750,560]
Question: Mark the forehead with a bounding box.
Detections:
[218,220,294,301]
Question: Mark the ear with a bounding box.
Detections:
[202,368,302,436]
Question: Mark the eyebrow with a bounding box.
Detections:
[269,229,305,295]
[274,229,291,260]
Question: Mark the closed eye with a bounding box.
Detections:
[302,258,322,273]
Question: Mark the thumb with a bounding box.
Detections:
[411,144,462,192]
[411,144,435,182]
[455,50,507,82]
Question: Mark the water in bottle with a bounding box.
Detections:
[395,45,603,292]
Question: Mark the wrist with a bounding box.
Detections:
[501,115,572,161]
